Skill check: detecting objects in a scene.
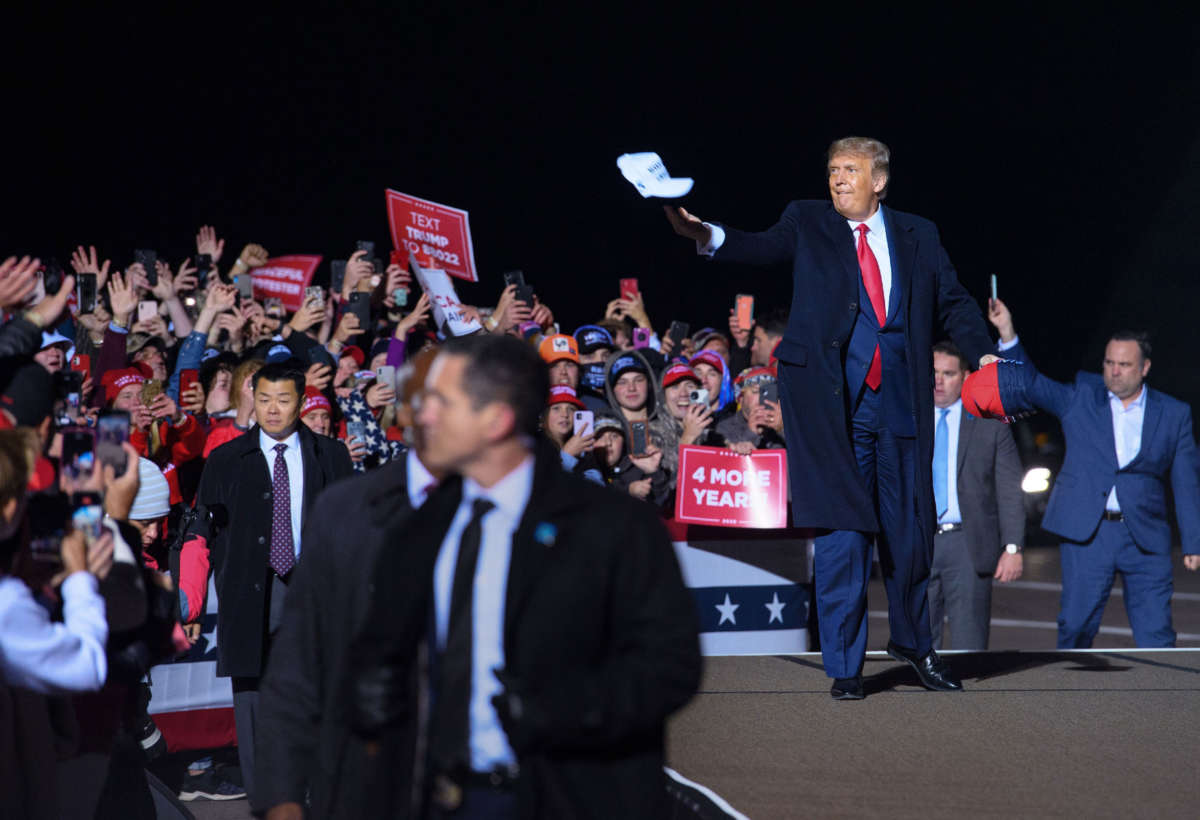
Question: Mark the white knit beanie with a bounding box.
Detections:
[129,458,170,520]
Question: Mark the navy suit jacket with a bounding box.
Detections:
[715,200,993,533]
[1020,361,1200,554]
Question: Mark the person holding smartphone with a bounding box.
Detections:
[540,385,602,483]
[0,429,111,695]
[717,367,786,452]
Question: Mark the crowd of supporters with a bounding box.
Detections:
[0,227,791,811]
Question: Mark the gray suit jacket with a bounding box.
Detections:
[954,411,1025,574]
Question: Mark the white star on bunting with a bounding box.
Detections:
[765,592,786,624]
[715,593,739,626]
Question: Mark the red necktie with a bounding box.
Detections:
[856,224,885,390]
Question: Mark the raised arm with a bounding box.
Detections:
[665,202,802,267]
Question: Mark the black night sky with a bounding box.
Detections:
[5,7,1200,406]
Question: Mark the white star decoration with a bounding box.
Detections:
[715,593,739,625]
[201,623,218,655]
[765,592,786,624]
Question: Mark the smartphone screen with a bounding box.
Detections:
[620,278,639,301]
[760,382,779,406]
[514,284,534,306]
[630,421,648,456]
[735,294,755,330]
[76,272,97,314]
[60,426,95,482]
[503,270,526,289]
[346,421,366,443]
[573,410,594,437]
[96,411,130,477]
[235,274,254,300]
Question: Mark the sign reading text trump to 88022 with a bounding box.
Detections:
[386,189,478,282]
[675,445,788,529]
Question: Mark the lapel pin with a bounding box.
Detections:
[533,522,557,548]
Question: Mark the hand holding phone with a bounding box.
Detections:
[620,278,640,301]
[138,300,158,323]
[573,410,594,437]
[134,249,158,287]
[76,273,98,314]
[347,291,372,330]
[735,294,755,330]
[760,381,779,406]
[630,421,648,456]
[96,411,131,477]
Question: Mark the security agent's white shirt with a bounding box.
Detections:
[699,205,894,316]
[406,448,438,509]
[934,399,963,525]
[1107,385,1147,513]
[259,428,304,557]
[433,455,535,772]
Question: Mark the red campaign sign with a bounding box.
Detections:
[674,445,789,529]
[251,255,322,312]
[385,189,477,282]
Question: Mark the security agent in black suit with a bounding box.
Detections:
[190,362,353,802]
[929,342,1025,649]
[348,334,702,820]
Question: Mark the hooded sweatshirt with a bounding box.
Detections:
[602,349,680,481]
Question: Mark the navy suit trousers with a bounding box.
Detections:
[813,386,933,678]
[1058,519,1175,647]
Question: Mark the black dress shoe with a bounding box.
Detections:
[830,675,864,700]
[886,641,963,691]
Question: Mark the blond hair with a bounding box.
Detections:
[827,136,891,199]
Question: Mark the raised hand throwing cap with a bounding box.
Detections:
[617,152,694,199]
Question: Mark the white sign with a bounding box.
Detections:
[410,252,482,336]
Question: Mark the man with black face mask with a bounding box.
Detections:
[573,324,615,413]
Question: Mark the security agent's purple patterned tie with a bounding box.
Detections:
[269,442,294,576]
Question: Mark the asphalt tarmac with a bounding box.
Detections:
[185,544,1200,818]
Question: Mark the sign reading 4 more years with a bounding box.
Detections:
[675,445,788,529]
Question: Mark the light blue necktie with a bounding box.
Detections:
[933,408,949,519]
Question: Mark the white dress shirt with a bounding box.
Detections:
[0,572,108,693]
[433,456,535,772]
[935,399,964,525]
[406,448,438,509]
[259,428,304,557]
[1106,386,1147,512]
[699,205,894,316]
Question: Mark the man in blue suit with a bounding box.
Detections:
[665,137,996,698]
[988,301,1200,647]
